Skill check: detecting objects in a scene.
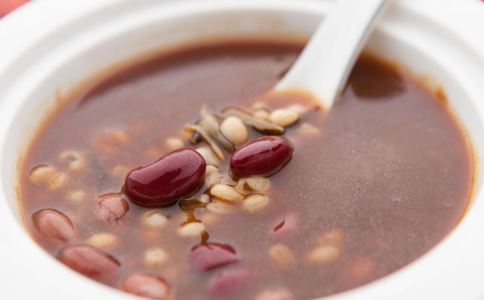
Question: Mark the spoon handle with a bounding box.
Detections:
[276,0,390,109]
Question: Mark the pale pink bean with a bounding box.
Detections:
[57,245,120,284]
[254,287,295,300]
[208,268,250,297]
[189,242,240,271]
[32,209,74,242]
[122,273,171,300]
[95,193,129,224]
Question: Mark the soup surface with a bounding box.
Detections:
[19,42,472,300]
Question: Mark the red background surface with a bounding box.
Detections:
[0,0,29,17]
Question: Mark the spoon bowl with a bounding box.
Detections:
[276,0,390,109]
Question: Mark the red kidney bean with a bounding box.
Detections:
[122,273,171,300]
[270,212,299,238]
[189,242,240,271]
[208,268,250,297]
[32,209,74,242]
[125,148,206,207]
[95,193,129,225]
[230,136,293,178]
[57,245,120,284]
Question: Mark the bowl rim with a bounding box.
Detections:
[1,0,484,299]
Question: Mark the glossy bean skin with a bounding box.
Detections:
[122,273,171,300]
[57,245,120,284]
[230,137,293,178]
[32,209,74,242]
[125,148,206,207]
[189,242,240,271]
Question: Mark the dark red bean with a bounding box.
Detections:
[122,273,171,300]
[208,268,249,297]
[270,212,299,238]
[125,148,206,207]
[32,209,74,242]
[57,245,120,284]
[189,242,239,271]
[95,193,129,224]
[230,136,293,178]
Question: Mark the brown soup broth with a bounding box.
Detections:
[18,42,472,299]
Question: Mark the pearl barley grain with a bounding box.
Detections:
[142,211,168,229]
[206,200,233,214]
[220,116,249,145]
[288,104,308,115]
[306,245,340,264]
[246,176,271,193]
[165,137,184,150]
[205,169,223,188]
[66,190,86,204]
[196,147,221,166]
[86,233,118,249]
[269,109,299,127]
[318,229,344,245]
[205,165,219,174]
[110,165,131,178]
[243,194,269,212]
[29,165,56,186]
[236,176,271,195]
[144,247,169,267]
[297,123,320,136]
[201,212,219,224]
[48,172,69,190]
[210,184,244,202]
[177,222,205,237]
[58,150,86,171]
[254,109,270,120]
[269,244,296,268]
[199,194,210,204]
[94,129,130,154]
[252,101,269,111]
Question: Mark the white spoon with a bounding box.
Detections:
[276,0,390,109]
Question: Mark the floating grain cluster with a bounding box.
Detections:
[27,98,321,300]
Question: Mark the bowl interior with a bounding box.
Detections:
[0,1,483,299]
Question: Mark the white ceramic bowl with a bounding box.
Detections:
[1,0,484,299]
